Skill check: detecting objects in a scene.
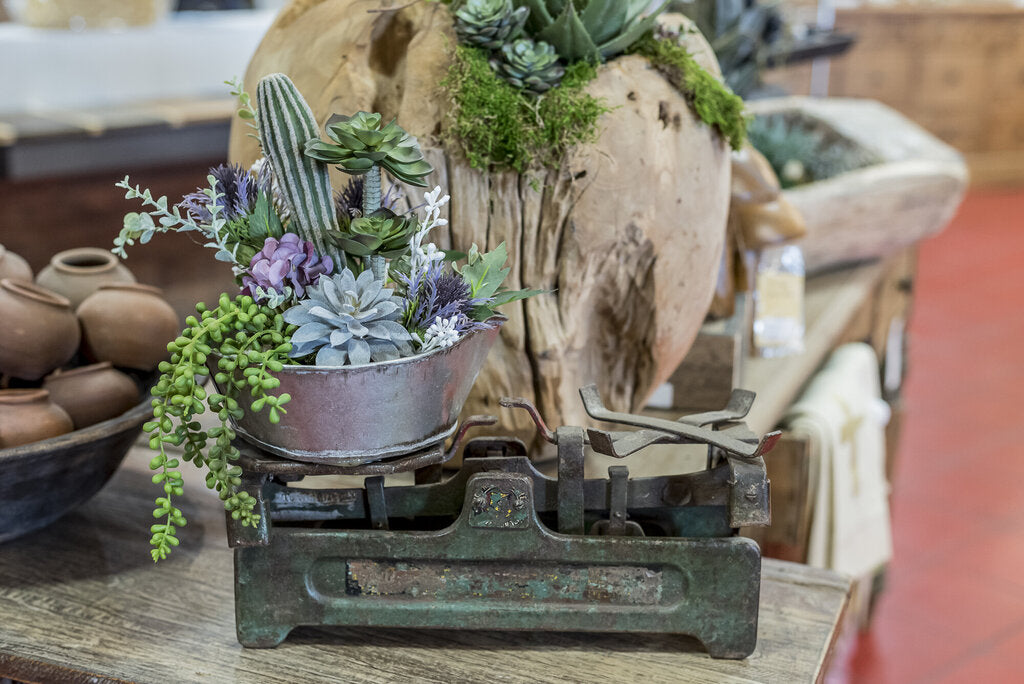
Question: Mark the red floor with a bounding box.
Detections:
[827,188,1024,683]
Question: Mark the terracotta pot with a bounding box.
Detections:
[36,247,136,310]
[0,279,81,380]
[0,245,33,282]
[77,283,179,371]
[43,362,140,429]
[0,389,73,448]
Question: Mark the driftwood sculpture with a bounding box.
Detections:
[229,1,733,445]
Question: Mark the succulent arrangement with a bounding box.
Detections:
[747,113,881,188]
[516,0,670,62]
[113,73,537,561]
[443,0,748,170]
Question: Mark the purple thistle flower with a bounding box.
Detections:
[335,177,408,224]
[401,261,490,334]
[240,233,334,303]
[179,163,258,224]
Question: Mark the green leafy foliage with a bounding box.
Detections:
[441,44,607,172]
[630,32,748,151]
[455,242,546,320]
[226,76,259,137]
[145,293,296,561]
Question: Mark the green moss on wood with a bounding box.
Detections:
[631,32,747,150]
[441,44,608,173]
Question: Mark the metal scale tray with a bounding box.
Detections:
[227,385,780,659]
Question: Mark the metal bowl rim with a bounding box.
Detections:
[214,316,506,375]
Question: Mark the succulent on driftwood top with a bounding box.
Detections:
[454,0,530,50]
[516,0,671,62]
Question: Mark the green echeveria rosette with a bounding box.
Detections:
[327,208,417,259]
[455,0,530,51]
[490,38,566,95]
[304,111,433,188]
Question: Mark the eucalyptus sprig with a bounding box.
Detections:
[114,175,242,266]
[145,293,297,561]
[227,76,259,137]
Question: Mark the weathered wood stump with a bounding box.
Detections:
[229,1,732,445]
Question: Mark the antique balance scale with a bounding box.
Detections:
[227,384,779,660]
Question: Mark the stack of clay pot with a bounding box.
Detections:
[0,245,180,448]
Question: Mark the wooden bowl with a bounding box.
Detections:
[0,398,150,544]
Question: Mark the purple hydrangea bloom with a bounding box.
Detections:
[240,234,334,303]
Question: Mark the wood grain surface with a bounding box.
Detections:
[0,445,850,683]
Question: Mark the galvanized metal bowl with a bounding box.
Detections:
[222,321,504,466]
[0,398,149,544]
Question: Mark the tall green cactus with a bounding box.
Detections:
[256,73,341,265]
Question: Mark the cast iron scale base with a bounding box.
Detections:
[227,385,780,659]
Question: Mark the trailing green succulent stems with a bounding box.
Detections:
[515,0,670,62]
[442,44,607,172]
[255,73,342,265]
[455,0,529,50]
[146,293,296,561]
[630,31,748,151]
[491,37,565,95]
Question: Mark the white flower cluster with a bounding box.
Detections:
[409,185,450,273]
[418,315,462,353]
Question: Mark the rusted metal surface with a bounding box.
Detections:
[580,383,780,459]
[235,473,762,658]
[344,559,665,605]
[228,385,776,659]
[556,427,586,535]
[222,323,502,465]
[234,415,496,477]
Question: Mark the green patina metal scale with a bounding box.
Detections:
[227,384,780,659]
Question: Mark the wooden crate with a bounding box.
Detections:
[827,6,1024,186]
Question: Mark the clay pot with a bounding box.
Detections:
[0,279,81,380]
[0,245,33,282]
[36,247,136,310]
[77,283,179,371]
[0,389,73,448]
[43,362,140,429]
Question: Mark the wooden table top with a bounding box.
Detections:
[0,446,850,684]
